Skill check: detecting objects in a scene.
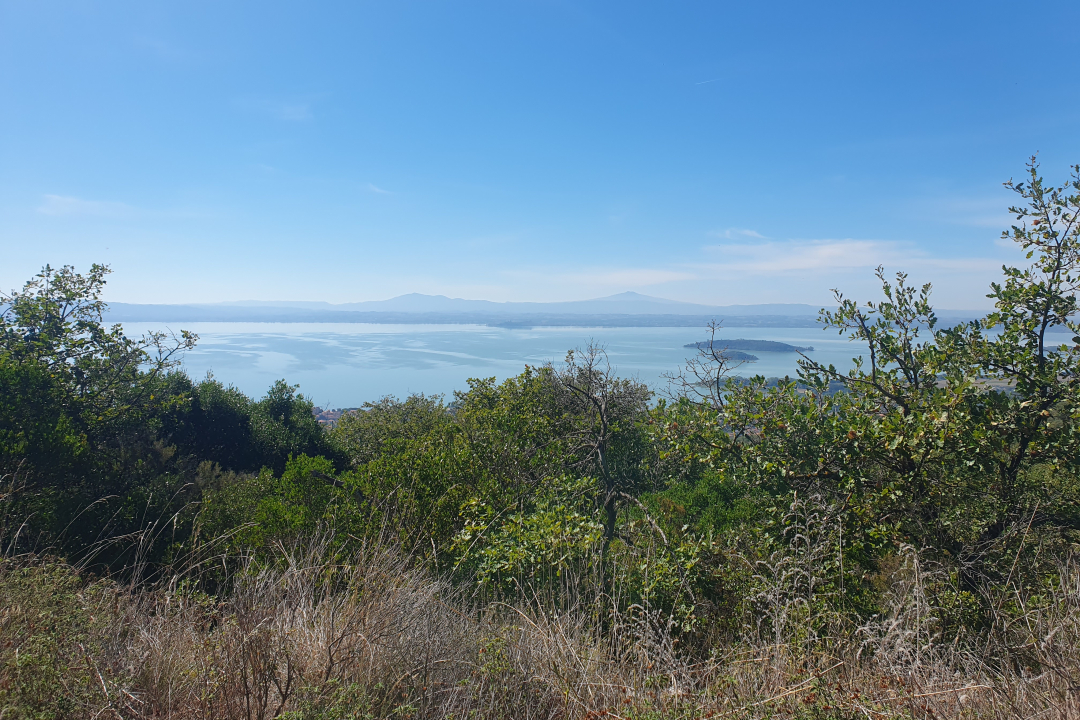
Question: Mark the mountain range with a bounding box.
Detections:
[103,291,983,328]
[201,292,824,316]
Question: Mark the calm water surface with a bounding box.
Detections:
[122,322,1019,407]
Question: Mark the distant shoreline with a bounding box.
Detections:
[105,306,828,329]
[105,306,985,330]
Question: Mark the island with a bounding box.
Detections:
[685,339,814,353]
[707,350,759,361]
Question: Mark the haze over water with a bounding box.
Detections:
[126,322,884,407]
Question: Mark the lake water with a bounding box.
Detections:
[121,322,1063,408]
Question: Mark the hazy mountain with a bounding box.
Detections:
[189,291,826,317]
[103,291,986,327]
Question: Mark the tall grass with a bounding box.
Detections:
[2,519,1079,719]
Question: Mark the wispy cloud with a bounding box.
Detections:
[37,195,133,218]
[507,267,696,288]
[496,237,1003,305]
[715,227,768,240]
[700,238,1000,275]
[365,183,392,195]
[35,194,217,222]
[929,196,1017,229]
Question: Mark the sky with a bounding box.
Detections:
[2,1,1079,309]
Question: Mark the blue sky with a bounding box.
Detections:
[2,1,1078,309]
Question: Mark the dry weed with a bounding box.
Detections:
[2,533,1078,719]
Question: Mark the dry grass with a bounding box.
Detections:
[2,532,1079,719]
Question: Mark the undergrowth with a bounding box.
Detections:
[2,532,1077,719]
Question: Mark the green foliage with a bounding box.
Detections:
[332,393,449,466]
[0,356,86,490]
[0,265,345,572]
[0,561,115,719]
[652,158,1080,634]
[0,265,198,562]
[251,380,343,473]
[0,264,195,406]
[198,454,362,555]
[279,681,375,720]
[162,374,346,475]
[642,465,764,538]
[453,473,604,588]
[330,363,653,566]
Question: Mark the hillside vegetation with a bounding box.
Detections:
[3,159,1080,719]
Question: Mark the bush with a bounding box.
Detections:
[0,560,118,719]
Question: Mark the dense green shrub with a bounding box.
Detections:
[0,561,118,719]
[0,265,345,571]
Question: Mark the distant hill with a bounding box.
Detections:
[102,292,987,328]
[105,292,833,327]
[103,305,826,328]
[202,291,827,317]
[685,339,814,352]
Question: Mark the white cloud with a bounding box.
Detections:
[365,183,392,195]
[451,236,1010,307]
[715,227,768,240]
[36,195,133,217]
[700,238,1000,275]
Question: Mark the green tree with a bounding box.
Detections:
[0,264,195,488]
[0,265,200,562]
[551,345,654,554]
[655,159,1080,633]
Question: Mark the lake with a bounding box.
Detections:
[120,321,1051,408]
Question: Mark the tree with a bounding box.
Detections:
[969,158,1080,511]
[0,264,198,565]
[655,158,1080,631]
[0,264,196,495]
[553,344,653,554]
[0,264,195,410]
